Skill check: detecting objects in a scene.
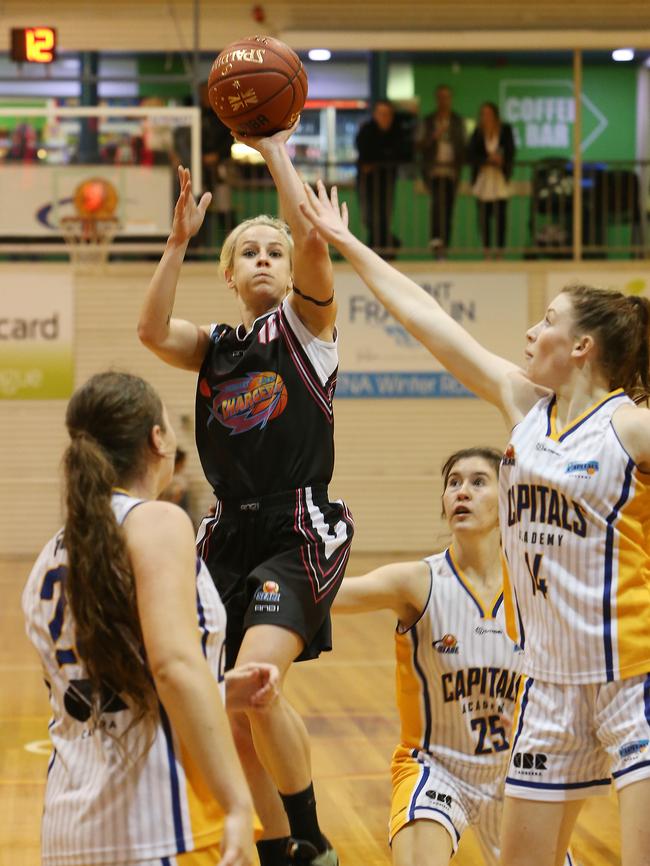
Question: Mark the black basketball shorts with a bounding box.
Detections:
[196,485,354,669]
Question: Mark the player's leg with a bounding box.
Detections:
[238,493,353,789]
[197,515,292,866]
[600,674,650,866]
[389,747,466,866]
[238,493,353,863]
[502,678,608,866]
[619,778,650,866]
[237,625,310,790]
[500,798,584,866]
[228,708,291,864]
[391,820,453,866]
[236,624,333,863]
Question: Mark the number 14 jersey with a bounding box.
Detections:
[499,389,650,684]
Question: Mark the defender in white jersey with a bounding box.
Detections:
[23,372,278,866]
[299,184,650,866]
[335,449,573,866]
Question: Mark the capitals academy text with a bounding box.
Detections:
[506,483,587,540]
[442,666,521,711]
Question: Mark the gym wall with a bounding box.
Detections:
[1,260,648,556]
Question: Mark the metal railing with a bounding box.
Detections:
[0,155,647,262]
[204,157,649,262]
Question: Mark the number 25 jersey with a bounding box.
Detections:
[499,389,650,684]
[396,549,523,781]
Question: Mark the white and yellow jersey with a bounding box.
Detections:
[395,549,523,782]
[500,389,650,684]
[22,493,228,866]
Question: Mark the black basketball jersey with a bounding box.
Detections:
[195,298,338,500]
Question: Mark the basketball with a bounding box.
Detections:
[208,35,307,137]
[73,177,118,219]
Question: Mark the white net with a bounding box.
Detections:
[60,216,120,272]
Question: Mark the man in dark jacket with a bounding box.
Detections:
[418,85,466,258]
[356,100,403,259]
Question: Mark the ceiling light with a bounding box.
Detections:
[612,48,635,62]
[308,49,331,62]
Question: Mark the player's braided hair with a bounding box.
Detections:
[562,284,650,404]
[63,372,163,732]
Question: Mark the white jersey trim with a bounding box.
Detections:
[281,297,338,387]
[208,299,338,388]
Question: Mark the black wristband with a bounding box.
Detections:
[292,285,335,307]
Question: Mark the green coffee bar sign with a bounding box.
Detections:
[414,62,636,162]
[0,272,73,399]
[500,79,607,153]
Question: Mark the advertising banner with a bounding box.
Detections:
[335,271,528,398]
[0,271,73,399]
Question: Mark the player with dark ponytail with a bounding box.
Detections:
[62,373,166,728]
[23,371,278,866]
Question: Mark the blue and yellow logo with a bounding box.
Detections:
[565,460,599,477]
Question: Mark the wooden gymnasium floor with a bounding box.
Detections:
[1,553,620,866]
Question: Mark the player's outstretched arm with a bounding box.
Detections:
[137,166,213,372]
[238,125,336,339]
[300,180,540,424]
[125,502,255,866]
[334,561,430,629]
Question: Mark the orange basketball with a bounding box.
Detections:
[73,178,118,219]
[208,35,307,137]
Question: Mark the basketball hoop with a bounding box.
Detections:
[61,216,120,272]
[61,177,120,272]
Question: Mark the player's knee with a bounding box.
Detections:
[243,690,285,726]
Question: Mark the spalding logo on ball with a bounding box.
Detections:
[208,35,307,137]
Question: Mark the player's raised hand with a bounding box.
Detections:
[225,662,280,711]
[299,179,351,249]
[232,118,301,155]
[169,166,212,245]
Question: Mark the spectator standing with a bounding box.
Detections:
[418,85,465,258]
[356,100,403,259]
[467,102,515,259]
[200,82,235,245]
[172,85,234,250]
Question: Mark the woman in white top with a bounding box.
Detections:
[23,371,278,866]
[467,102,516,259]
[298,181,650,866]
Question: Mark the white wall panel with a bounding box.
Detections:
[2,259,642,556]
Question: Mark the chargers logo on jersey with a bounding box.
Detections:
[200,371,288,435]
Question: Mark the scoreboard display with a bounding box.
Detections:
[10,27,57,64]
